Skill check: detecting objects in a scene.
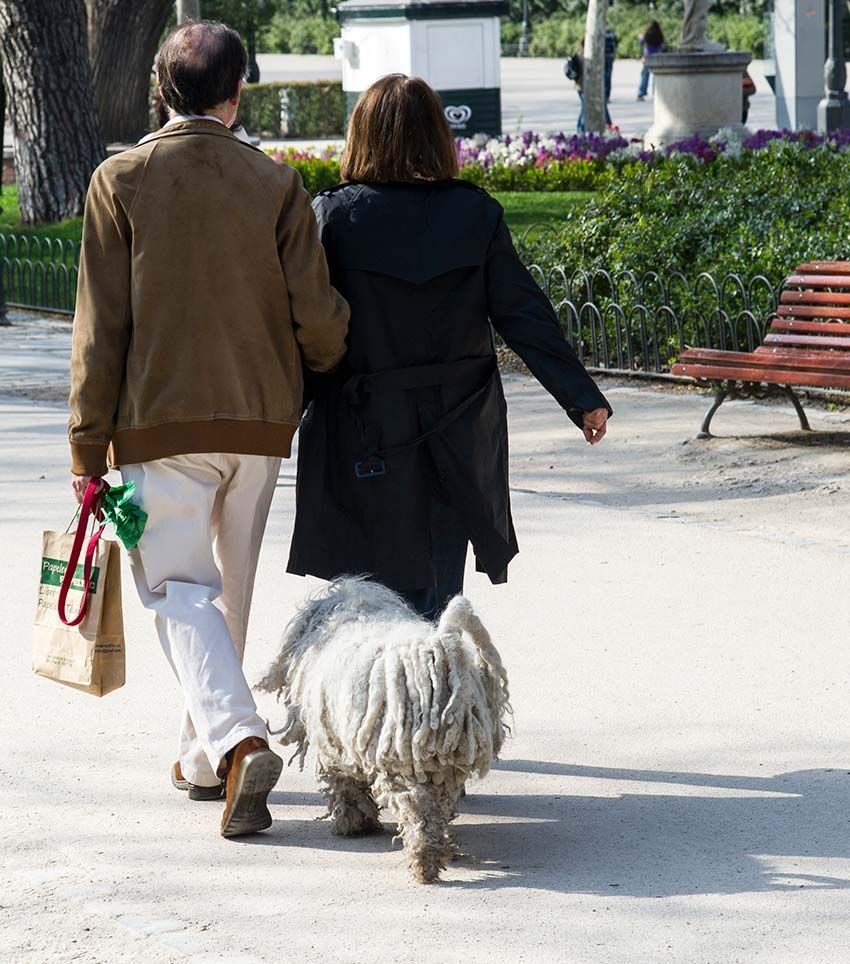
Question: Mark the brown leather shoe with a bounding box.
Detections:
[220,737,282,838]
[171,762,225,801]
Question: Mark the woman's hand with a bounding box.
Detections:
[582,407,608,445]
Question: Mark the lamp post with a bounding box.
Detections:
[817,0,850,131]
[518,0,529,57]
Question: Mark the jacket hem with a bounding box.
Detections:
[108,419,298,468]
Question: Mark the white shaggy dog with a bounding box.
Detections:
[257,578,510,883]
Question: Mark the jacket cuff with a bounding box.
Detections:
[70,441,109,478]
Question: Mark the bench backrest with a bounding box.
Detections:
[765,261,850,351]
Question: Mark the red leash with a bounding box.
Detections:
[58,480,107,627]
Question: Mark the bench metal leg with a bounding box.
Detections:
[698,387,728,439]
[785,387,812,432]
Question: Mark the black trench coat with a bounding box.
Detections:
[287,179,611,591]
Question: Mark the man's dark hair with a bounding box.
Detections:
[156,21,247,117]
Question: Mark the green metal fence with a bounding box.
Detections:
[1,234,79,315]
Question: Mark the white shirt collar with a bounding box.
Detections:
[138,113,227,145]
[166,114,226,127]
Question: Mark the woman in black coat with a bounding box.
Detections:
[288,75,611,619]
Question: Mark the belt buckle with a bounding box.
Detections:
[354,456,386,479]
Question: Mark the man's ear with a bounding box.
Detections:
[230,77,245,107]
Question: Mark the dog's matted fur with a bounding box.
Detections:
[257,578,510,882]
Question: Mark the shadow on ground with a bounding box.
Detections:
[242,760,850,897]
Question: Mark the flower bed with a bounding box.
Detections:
[271,129,850,194]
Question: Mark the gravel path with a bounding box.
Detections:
[4,316,850,963]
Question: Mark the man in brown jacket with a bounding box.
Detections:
[68,21,349,837]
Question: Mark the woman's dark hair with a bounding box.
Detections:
[341,74,459,183]
[156,21,247,116]
[644,20,665,47]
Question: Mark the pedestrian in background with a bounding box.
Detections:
[742,70,756,123]
[570,27,617,134]
[637,20,665,101]
[604,25,618,123]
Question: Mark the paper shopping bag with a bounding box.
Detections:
[33,483,125,697]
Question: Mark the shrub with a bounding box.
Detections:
[500,20,524,55]
[269,150,342,194]
[524,139,850,281]
[240,81,344,139]
[260,13,340,54]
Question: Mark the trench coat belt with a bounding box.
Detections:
[342,355,495,404]
[342,356,497,473]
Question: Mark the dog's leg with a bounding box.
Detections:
[320,766,382,836]
[375,776,455,883]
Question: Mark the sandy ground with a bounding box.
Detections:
[3,314,850,963]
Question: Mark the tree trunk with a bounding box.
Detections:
[177,0,201,22]
[85,0,174,144]
[0,0,104,225]
[582,0,608,133]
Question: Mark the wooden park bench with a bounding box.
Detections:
[671,261,850,437]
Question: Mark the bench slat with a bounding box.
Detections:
[679,347,850,372]
[795,261,850,275]
[785,274,850,288]
[670,361,850,389]
[753,348,850,370]
[777,304,850,320]
[780,290,850,306]
[763,333,850,350]
[772,318,850,334]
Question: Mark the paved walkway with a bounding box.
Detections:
[258,55,776,144]
[4,314,850,962]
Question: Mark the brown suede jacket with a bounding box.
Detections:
[68,119,350,477]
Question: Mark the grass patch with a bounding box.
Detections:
[0,185,83,245]
[0,183,593,252]
[494,191,594,239]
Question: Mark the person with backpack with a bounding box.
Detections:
[568,27,617,132]
[637,20,665,100]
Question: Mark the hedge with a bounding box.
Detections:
[501,9,765,58]
[239,81,344,139]
[255,8,765,59]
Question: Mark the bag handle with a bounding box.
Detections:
[58,480,107,627]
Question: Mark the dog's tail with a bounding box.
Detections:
[437,596,511,749]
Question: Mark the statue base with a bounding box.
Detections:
[644,50,752,149]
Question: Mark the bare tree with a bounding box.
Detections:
[582,0,608,133]
[85,0,174,144]
[0,0,104,224]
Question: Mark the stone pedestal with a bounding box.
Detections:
[644,50,752,149]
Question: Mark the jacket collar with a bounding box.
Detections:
[139,119,243,146]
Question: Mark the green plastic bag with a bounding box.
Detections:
[100,481,147,550]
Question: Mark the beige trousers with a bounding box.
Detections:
[122,453,281,786]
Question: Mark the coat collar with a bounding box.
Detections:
[139,119,246,146]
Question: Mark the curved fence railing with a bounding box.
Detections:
[0,234,80,314]
[524,264,783,374]
[0,227,785,376]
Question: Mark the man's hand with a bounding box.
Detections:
[582,407,609,445]
[72,475,103,504]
